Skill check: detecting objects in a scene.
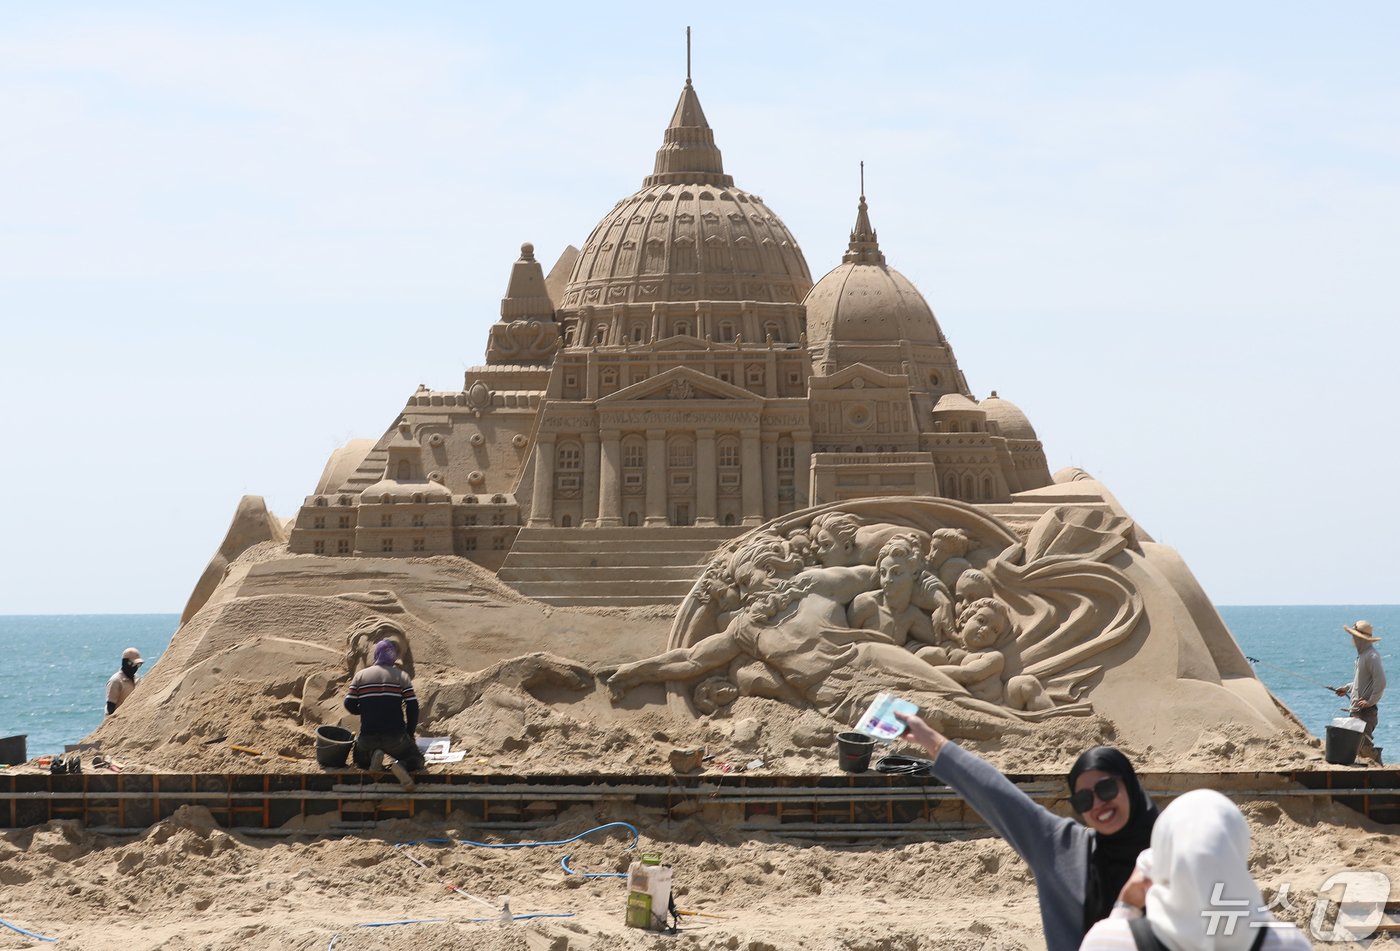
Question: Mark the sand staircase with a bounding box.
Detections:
[497,526,744,607]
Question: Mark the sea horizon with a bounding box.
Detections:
[4,605,1399,760]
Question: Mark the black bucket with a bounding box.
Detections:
[836,731,877,774]
[1325,724,1365,766]
[315,725,355,768]
[0,734,26,766]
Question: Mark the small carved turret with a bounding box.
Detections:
[842,193,886,266]
[486,242,562,365]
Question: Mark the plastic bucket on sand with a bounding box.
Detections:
[1325,724,1365,766]
[836,731,877,774]
[0,734,26,766]
[315,725,355,768]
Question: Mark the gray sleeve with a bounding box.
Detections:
[931,742,1086,875]
[1365,653,1386,703]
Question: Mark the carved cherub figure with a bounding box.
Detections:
[954,568,995,615]
[928,528,975,590]
[848,533,935,647]
[934,598,1051,711]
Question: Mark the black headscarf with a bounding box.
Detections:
[1067,746,1158,929]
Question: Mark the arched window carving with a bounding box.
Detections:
[943,474,959,499]
[962,474,975,499]
[981,475,994,500]
[668,435,695,468]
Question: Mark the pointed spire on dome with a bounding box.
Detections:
[644,28,734,187]
[843,163,886,265]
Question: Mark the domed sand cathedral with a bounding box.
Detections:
[287,75,1058,606]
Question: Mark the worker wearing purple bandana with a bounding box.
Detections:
[344,639,425,771]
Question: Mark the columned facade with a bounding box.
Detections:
[645,429,667,526]
[696,428,717,526]
[598,431,622,527]
[528,433,556,526]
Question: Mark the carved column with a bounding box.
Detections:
[696,428,717,526]
[528,433,556,527]
[581,432,600,528]
[794,431,813,508]
[740,431,763,525]
[645,428,668,526]
[761,432,779,521]
[598,429,622,527]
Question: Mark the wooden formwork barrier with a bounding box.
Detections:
[2,768,1398,838]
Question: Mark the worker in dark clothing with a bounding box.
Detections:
[344,639,425,772]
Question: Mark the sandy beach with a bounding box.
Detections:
[3,791,1397,950]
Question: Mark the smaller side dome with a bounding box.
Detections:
[360,479,452,502]
[932,392,982,415]
[980,391,1038,440]
[803,191,944,346]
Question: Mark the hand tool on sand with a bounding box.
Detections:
[229,744,301,763]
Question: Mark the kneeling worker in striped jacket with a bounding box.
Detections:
[344,638,425,772]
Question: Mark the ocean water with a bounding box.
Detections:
[1,607,1397,761]
[1221,605,1400,756]
[0,614,179,758]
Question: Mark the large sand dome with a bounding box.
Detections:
[559,81,812,308]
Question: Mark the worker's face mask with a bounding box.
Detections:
[122,660,141,678]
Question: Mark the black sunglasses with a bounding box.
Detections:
[1069,777,1121,814]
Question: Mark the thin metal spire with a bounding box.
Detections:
[686,26,692,84]
[860,160,865,199]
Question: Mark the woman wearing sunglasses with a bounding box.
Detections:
[897,713,1157,951]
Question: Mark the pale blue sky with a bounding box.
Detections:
[2,2,1396,613]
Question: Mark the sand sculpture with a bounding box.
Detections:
[72,61,1323,776]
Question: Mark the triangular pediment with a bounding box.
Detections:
[644,334,711,351]
[598,365,759,404]
[814,363,910,390]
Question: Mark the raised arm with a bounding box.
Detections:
[897,713,1083,870]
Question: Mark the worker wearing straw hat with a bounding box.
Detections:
[1327,620,1386,758]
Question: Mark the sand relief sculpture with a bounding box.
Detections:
[344,615,415,680]
[605,500,1144,738]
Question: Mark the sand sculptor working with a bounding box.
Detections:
[343,638,425,773]
[1327,619,1385,759]
[897,710,1157,951]
[104,647,143,716]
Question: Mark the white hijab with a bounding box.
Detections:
[1145,789,1273,951]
